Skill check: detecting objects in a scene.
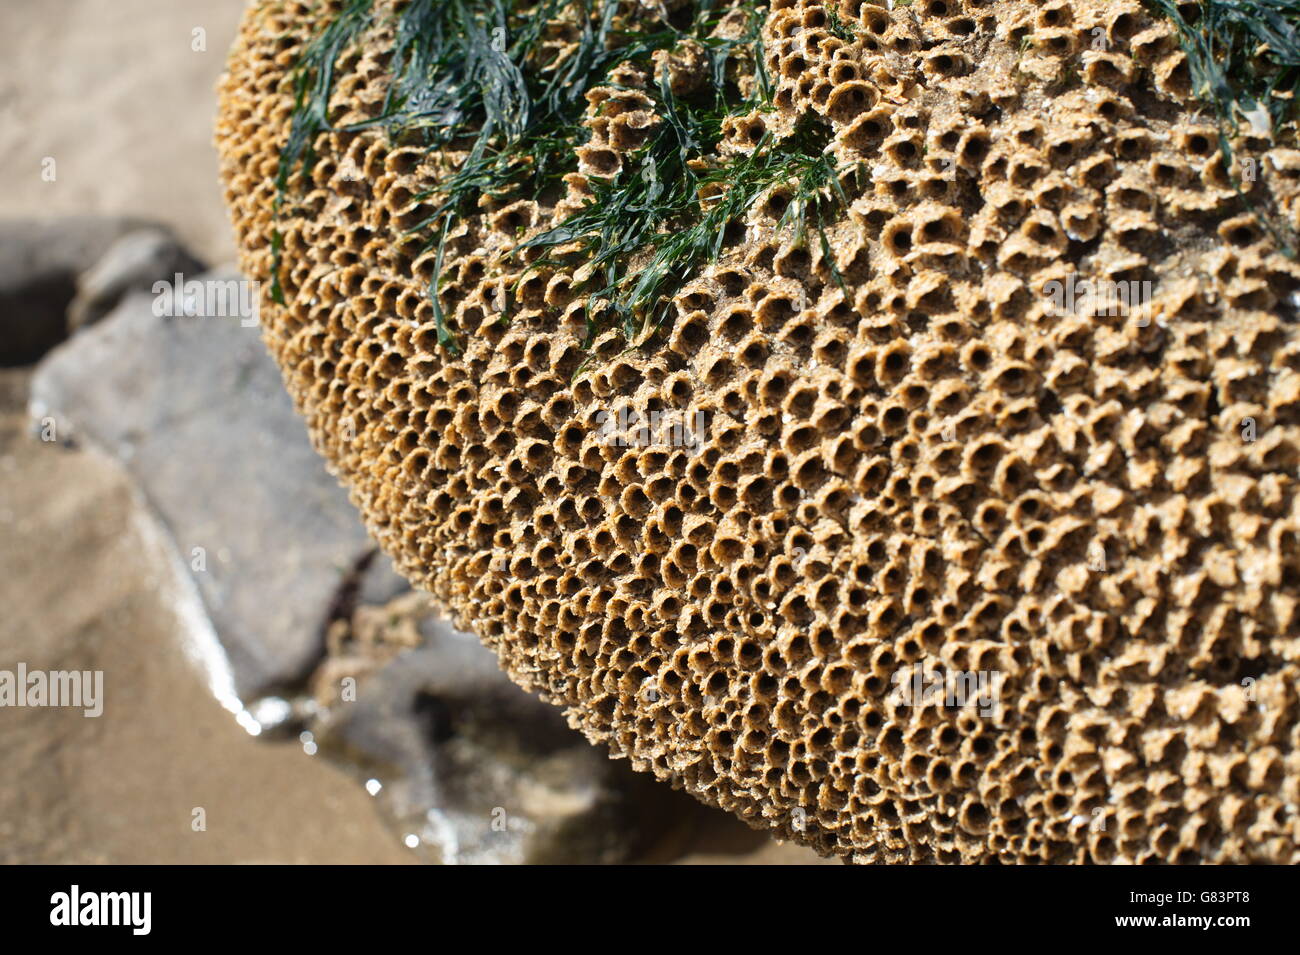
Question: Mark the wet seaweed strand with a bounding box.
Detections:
[272,0,853,350]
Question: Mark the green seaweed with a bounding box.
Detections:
[520,114,853,343]
[1147,0,1300,254]
[1147,0,1300,135]
[271,0,851,351]
[271,0,375,305]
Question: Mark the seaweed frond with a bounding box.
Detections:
[1148,0,1300,135]
[270,0,375,304]
[520,115,852,343]
[1147,0,1300,254]
[272,0,853,352]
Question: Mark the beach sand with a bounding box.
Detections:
[0,0,242,264]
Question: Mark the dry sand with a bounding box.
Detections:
[0,0,243,264]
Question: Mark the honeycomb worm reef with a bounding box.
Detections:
[217,0,1300,862]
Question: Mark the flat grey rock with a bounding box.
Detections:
[357,551,417,608]
[0,216,152,366]
[312,608,668,864]
[68,227,206,332]
[30,270,376,697]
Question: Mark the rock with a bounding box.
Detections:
[0,216,151,366]
[356,550,417,608]
[67,227,206,332]
[29,270,376,697]
[308,591,697,864]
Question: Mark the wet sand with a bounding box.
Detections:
[0,369,414,863]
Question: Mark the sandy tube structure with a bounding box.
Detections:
[216,0,1300,863]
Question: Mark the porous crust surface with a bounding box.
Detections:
[217,0,1300,862]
